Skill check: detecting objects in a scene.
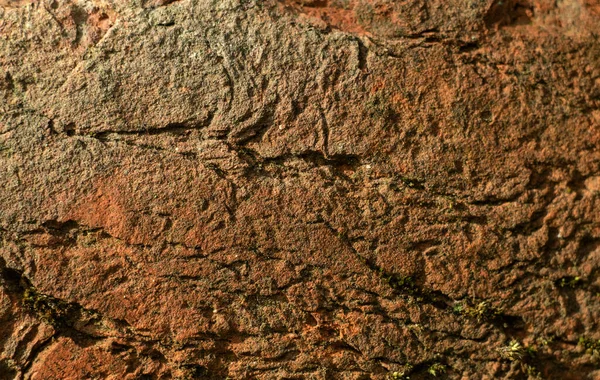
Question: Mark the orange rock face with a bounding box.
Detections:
[0,0,599,378]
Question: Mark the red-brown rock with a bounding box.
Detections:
[0,0,599,378]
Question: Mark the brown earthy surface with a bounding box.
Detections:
[1,0,599,378]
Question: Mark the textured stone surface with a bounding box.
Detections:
[0,0,599,378]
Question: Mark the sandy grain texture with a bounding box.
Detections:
[0,0,599,378]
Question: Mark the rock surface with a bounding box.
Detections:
[0,0,599,378]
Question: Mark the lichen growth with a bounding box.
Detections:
[427,363,447,377]
[498,340,524,361]
[556,276,584,289]
[453,300,502,322]
[22,287,73,327]
[578,336,600,354]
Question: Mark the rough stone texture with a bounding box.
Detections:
[0,0,599,378]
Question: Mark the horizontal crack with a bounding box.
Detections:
[237,147,361,178]
[28,219,205,252]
